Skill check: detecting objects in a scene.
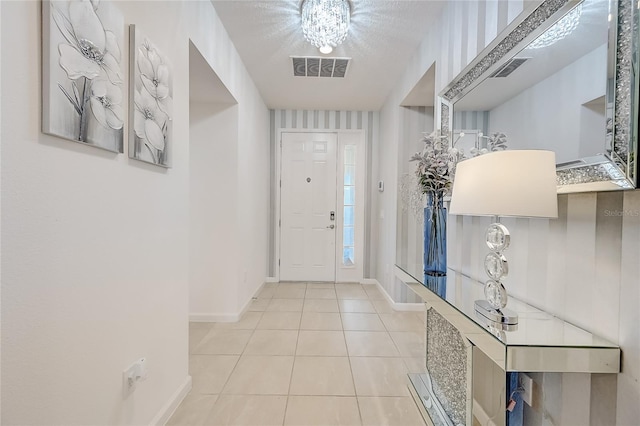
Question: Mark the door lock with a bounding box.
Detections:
[330,211,335,221]
[326,224,335,229]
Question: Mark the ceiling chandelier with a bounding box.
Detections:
[301,0,351,54]
[528,4,583,49]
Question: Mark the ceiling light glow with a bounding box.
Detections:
[301,0,350,54]
[528,4,582,49]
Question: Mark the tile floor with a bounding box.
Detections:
[168,282,427,426]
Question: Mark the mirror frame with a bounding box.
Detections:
[438,0,638,193]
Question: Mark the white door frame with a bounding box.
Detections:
[275,129,366,282]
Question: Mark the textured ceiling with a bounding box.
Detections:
[211,0,446,110]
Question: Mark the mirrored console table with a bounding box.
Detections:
[395,265,620,426]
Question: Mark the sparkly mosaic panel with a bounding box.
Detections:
[556,165,612,185]
[441,103,450,135]
[613,0,634,177]
[426,307,470,426]
[443,0,570,101]
[556,163,635,188]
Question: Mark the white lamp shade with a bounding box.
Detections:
[449,150,558,218]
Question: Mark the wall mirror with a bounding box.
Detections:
[441,0,639,193]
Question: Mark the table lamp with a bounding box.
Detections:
[449,150,558,325]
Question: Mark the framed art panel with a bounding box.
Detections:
[129,24,173,167]
[42,0,124,153]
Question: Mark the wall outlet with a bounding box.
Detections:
[519,372,533,406]
[123,365,137,398]
[123,358,148,398]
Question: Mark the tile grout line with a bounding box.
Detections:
[370,292,405,359]
[340,291,384,424]
[343,292,365,426]
[212,304,265,399]
[201,282,277,415]
[185,307,267,423]
[378,298,422,373]
[281,281,307,426]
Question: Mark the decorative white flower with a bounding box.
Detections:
[136,40,173,120]
[134,89,167,152]
[470,132,508,157]
[89,79,123,130]
[410,131,463,194]
[487,132,508,151]
[53,0,122,83]
[138,40,170,100]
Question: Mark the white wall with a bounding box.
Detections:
[0,2,3,421]
[235,87,270,307]
[490,44,607,163]
[378,0,639,424]
[1,1,269,424]
[189,102,240,320]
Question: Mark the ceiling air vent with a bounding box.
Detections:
[291,56,351,78]
[489,57,530,78]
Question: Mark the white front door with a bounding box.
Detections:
[280,132,337,282]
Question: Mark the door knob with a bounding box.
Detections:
[326,224,335,229]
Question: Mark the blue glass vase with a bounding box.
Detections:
[423,192,447,298]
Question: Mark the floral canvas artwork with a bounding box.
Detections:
[129,25,173,167]
[42,0,124,153]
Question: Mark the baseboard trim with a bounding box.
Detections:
[236,282,263,318]
[368,278,425,312]
[392,302,425,312]
[189,281,266,323]
[189,313,240,322]
[150,375,192,426]
[360,278,378,285]
[265,277,279,283]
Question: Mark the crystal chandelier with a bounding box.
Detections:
[528,4,582,49]
[301,0,351,54]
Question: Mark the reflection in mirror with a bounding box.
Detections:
[455,0,609,176]
[444,0,639,193]
[453,129,508,158]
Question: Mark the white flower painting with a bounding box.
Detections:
[129,25,173,167]
[42,0,124,153]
